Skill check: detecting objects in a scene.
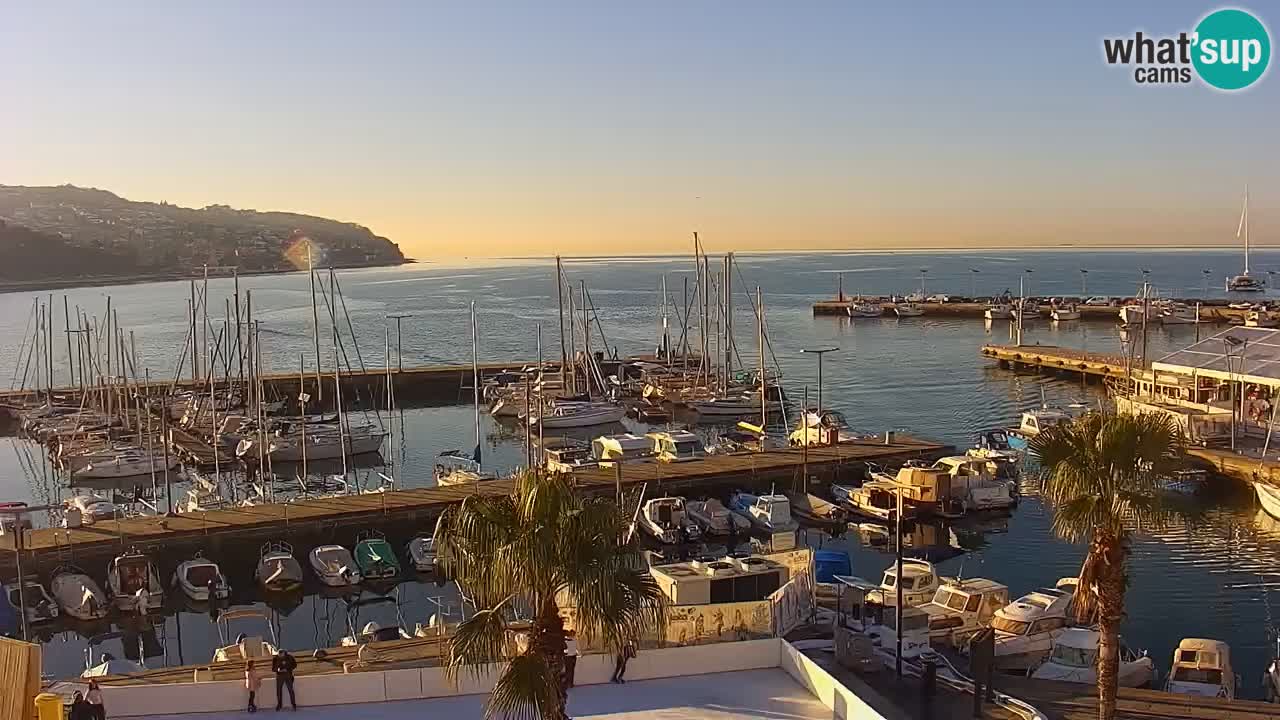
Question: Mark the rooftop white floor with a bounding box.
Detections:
[141,669,829,720]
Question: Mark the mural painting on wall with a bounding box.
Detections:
[662,600,773,647]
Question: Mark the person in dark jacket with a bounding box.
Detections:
[272,650,298,710]
[69,691,91,720]
[611,641,636,683]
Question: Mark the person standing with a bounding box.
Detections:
[69,691,91,720]
[244,660,261,713]
[611,640,636,684]
[272,649,298,711]
[563,630,579,690]
[86,679,106,720]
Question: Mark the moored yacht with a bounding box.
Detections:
[172,552,230,603]
[846,301,884,318]
[918,577,1009,648]
[1049,302,1080,321]
[51,566,108,621]
[989,580,1077,671]
[1227,187,1262,292]
[1165,638,1236,700]
[983,303,1013,320]
[255,542,303,593]
[309,544,362,586]
[893,302,925,318]
[638,497,701,544]
[526,401,626,428]
[685,498,750,535]
[5,577,59,625]
[1032,628,1155,687]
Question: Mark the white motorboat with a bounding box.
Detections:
[728,492,798,533]
[1050,303,1080,321]
[51,566,108,621]
[831,482,902,522]
[242,426,388,462]
[638,497,701,544]
[983,304,1013,320]
[1229,274,1265,292]
[106,548,164,613]
[1118,304,1147,326]
[893,302,925,318]
[1032,628,1155,687]
[648,430,706,462]
[867,559,942,607]
[847,301,884,318]
[434,453,496,487]
[1165,638,1236,700]
[1007,406,1081,450]
[1159,303,1199,325]
[527,401,626,428]
[407,536,438,573]
[1015,300,1039,320]
[789,408,860,446]
[172,552,230,603]
[591,433,655,466]
[1256,482,1280,521]
[540,437,596,473]
[212,608,279,662]
[930,456,1017,512]
[64,494,118,525]
[309,544,362,586]
[918,577,1010,648]
[340,596,412,646]
[685,498,750,535]
[5,577,59,624]
[989,580,1077,671]
[255,541,303,593]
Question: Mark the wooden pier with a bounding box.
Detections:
[0,435,951,578]
[999,675,1280,720]
[815,298,1248,323]
[980,344,1129,380]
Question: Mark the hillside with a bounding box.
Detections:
[0,184,405,282]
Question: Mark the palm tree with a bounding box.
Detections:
[434,470,666,720]
[1030,411,1180,720]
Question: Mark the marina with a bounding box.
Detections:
[6,251,1280,707]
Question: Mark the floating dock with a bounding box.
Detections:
[0,435,951,578]
[814,298,1248,323]
[980,344,1129,380]
[998,675,1280,720]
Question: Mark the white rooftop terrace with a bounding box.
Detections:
[142,668,828,720]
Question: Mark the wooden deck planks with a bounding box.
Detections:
[0,436,948,571]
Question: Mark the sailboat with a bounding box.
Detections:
[1227,187,1264,292]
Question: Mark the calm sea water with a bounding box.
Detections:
[3,248,1278,691]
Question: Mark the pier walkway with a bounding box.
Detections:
[999,675,1280,720]
[980,344,1128,380]
[815,298,1247,323]
[0,435,949,577]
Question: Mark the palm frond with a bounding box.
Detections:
[483,652,561,720]
[445,603,516,683]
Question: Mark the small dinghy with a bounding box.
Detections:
[340,596,412,646]
[407,536,437,573]
[255,541,303,593]
[355,532,401,582]
[309,544,362,586]
[82,631,144,677]
[5,577,60,625]
[107,548,164,613]
[51,565,108,621]
[172,551,230,603]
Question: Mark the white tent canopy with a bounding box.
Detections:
[1154,327,1280,389]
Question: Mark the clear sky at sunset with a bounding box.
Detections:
[2,1,1276,258]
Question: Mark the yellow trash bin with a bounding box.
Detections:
[34,692,65,720]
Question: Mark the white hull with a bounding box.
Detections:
[1118,306,1146,326]
[51,573,108,621]
[984,306,1012,320]
[532,405,626,428]
[1050,310,1080,321]
[1033,658,1154,688]
[173,564,230,603]
[267,432,387,462]
[70,455,178,480]
[1257,482,1280,521]
[994,637,1057,671]
[689,398,782,416]
[309,545,362,586]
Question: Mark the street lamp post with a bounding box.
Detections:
[969,268,980,299]
[1080,268,1088,297]
[1202,269,1212,298]
[799,347,838,415]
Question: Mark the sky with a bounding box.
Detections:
[2,1,1277,258]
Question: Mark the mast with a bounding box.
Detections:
[234,266,243,390]
[1243,185,1251,275]
[758,286,766,432]
[724,253,732,390]
[308,244,323,402]
[471,301,481,475]
[580,280,590,399]
[299,354,308,486]
[556,256,568,387]
[63,295,74,389]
